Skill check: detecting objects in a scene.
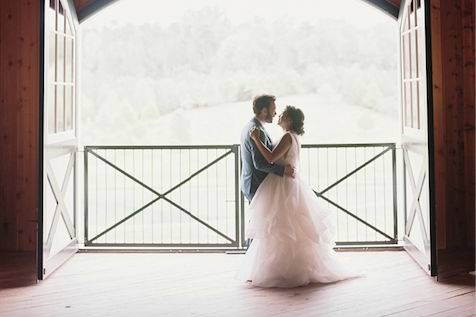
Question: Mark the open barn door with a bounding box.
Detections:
[398,0,437,276]
[39,0,79,280]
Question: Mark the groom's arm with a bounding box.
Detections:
[248,134,285,177]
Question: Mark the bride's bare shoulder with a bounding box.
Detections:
[278,132,293,145]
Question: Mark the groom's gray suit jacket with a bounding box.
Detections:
[240,117,285,202]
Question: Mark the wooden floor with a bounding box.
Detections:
[0,251,474,317]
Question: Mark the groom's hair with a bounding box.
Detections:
[253,94,276,115]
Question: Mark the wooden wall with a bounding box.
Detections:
[431,0,475,277]
[0,0,40,252]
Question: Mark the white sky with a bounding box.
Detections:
[83,0,395,28]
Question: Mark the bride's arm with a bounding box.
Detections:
[250,129,292,164]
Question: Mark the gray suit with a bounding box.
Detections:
[240,118,285,202]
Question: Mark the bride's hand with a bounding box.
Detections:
[249,127,260,141]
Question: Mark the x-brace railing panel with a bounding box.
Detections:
[297,143,398,245]
[240,143,398,247]
[84,146,240,247]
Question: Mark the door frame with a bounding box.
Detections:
[422,0,437,277]
[37,0,440,279]
[38,0,46,281]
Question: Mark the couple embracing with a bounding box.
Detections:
[238,94,361,288]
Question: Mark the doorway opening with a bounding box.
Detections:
[40,0,435,280]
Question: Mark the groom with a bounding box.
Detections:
[240,94,295,204]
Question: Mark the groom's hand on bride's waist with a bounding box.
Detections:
[284,165,296,178]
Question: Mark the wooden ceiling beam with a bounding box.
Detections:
[75,0,118,22]
[362,0,400,19]
[74,0,401,23]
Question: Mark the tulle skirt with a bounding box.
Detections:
[237,173,362,288]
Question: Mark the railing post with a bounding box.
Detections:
[392,144,398,241]
[403,147,407,236]
[237,146,246,250]
[233,144,240,249]
[234,143,246,250]
[84,147,89,246]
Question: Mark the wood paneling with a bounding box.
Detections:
[461,0,475,252]
[431,0,447,251]
[431,0,475,278]
[0,0,40,252]
[0,252,36,288]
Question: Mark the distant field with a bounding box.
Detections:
[81,94,399,146]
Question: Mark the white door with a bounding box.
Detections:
[399,0,436,275]
[40,0,78,279]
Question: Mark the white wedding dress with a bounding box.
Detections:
[237,132,361,288]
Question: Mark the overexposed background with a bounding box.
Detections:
[80,0,399,145]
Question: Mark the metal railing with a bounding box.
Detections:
[297,143,397,245]
[84,145,240,248]
[84,143,397,250]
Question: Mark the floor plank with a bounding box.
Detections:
[0,251,474,317]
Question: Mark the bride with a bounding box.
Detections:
[237,105,362,288]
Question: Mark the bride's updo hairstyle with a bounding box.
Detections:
[283,105,305,135]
